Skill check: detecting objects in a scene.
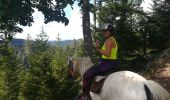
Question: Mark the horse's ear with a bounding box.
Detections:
[68,57,74,70]
[67,57,72,65]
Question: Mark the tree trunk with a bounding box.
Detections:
[94,0,96,29]
[82,0,94,62]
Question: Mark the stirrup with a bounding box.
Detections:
[86,93,92,100]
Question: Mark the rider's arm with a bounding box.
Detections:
[97,38,115,57]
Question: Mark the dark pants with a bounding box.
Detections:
[82,59,119,94]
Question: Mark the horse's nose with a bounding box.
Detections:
[68,68,74,79]
[67,58,74,79]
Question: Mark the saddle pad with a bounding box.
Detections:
[95,76,106,82]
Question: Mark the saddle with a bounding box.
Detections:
[90,76,106,93]
[90,70,116,93]
[90,62,120,93]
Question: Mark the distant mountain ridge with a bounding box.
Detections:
[0,39,74,47]
[49,40,74,46]
[11,39,25,47]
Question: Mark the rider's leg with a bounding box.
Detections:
[82,60,116,93]
[98,59,119,75]
[83,64,101,94]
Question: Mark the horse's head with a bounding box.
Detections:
[67,57,80,79]
[67,57,94,79]
[68,57,74,79]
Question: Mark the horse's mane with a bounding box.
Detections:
[72,56,94,76]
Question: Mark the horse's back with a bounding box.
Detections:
[100,71,147,100]
[108,71,146,81]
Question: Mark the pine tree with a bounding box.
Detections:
[0,42,24,99]
[23,27,51,99]
[50,38,81,99]
[150,0,170,50]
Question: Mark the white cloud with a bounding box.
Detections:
[15,0,152,41]
[141,0,153,12]
[15,5,83,41]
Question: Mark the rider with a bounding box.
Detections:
[78,23,119,100]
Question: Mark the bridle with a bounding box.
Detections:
[68,58,74,78]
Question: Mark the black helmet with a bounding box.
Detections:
[101,23,114,31]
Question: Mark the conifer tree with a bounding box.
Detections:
[23,27,51,99]
[0,42,24,99]
[150,0,170,50]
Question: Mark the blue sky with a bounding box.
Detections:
[15,2,84,40]
[14,0,153,41]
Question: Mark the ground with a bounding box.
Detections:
[149,63,170,93]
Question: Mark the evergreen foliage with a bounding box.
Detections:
[92,0,170,71]
[0,0,170,99]
[0,27,84,99]
[0,42,24,99]
[0,0,75,40]
[150,0,170,50]
[22,30,81,99]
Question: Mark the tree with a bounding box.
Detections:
[97,0,146,56]
[0,43,8,99]
[32,27,50,54]
[0,0,75,40]
[24,51,53,99]
[22,28,51,99]
[0,43,24,99]
[93,0,155,71]
[22,31,81,99]
[81,0,94,61]
[149,0,170,50]
[50,39,81,99]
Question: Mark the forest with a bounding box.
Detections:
[0,0,170,99]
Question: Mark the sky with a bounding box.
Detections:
[14,0,153,41]
[15,2,84,41]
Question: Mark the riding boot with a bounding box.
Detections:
[76,92,91,100]
[86,93,92,100]
[76,92,86,100]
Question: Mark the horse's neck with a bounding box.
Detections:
[78,57,94,76]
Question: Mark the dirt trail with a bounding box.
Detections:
[149,62,170,92]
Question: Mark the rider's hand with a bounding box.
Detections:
[95,39,100,49]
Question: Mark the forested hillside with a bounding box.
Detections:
[0,39,74,48]
[0,0,170,99]
[0,34,85,99]
[0,22,87,99]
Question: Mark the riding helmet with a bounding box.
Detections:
[101,23,114,31]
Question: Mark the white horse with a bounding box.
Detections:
[68,57,170,100]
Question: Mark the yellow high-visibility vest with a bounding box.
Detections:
[101,37,118,59]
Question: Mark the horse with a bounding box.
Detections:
[68,57,170,100]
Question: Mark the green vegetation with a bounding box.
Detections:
[0,0,170,99]
[0,27,84,99]
[92,0,170,72]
